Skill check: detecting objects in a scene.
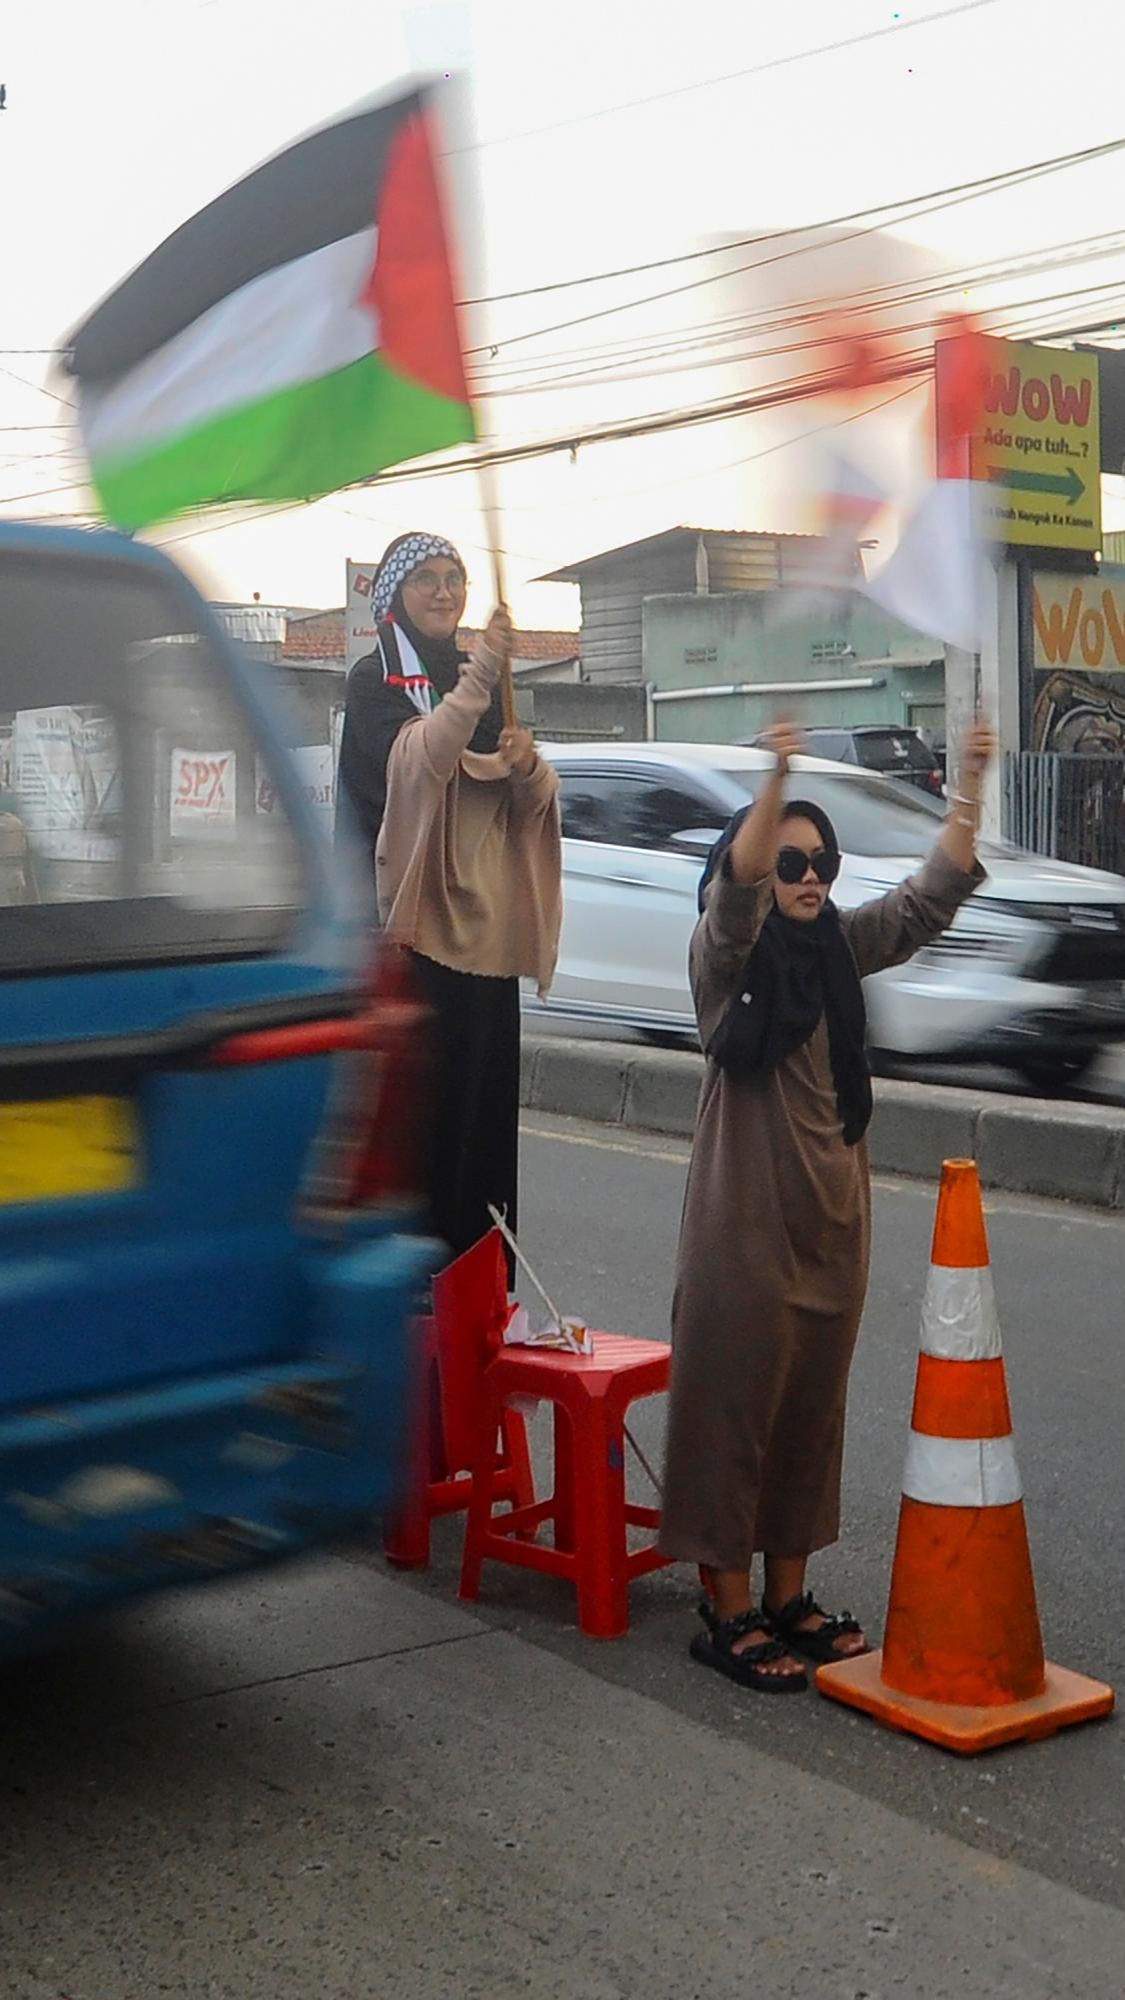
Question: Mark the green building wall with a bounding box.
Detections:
[642,589,945,744]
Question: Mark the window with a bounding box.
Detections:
[853,730,940,773]
[558,773,623,843]
[803,730,850,761]
[0,553,305,974]
[558,771,726,851]
[719,767,946,857]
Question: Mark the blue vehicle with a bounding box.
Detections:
[0,523,430,1651]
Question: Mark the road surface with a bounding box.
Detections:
[3,1117,1123,1998]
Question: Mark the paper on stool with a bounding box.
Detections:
[503,1306,594,1356]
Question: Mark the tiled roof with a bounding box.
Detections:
[281,612,347,660]
[467,628,580,662]
[281,610,579,664]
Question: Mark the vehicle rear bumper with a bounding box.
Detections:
[0,1229,432,1654]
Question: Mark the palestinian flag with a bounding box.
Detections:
[65,88,475,531]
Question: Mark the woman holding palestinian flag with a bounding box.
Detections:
[337,532,561,1275]
[62,83,563,1273]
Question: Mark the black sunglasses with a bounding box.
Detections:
[776,843,839,886]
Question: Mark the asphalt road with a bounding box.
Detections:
[480,1117,1125,1906]
[4,1121,1124,1996]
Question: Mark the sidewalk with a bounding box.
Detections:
[522,1031,1125,1208]
[6,1558,1124,1999]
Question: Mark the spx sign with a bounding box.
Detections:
[936,334,1101,552]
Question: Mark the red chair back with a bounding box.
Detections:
[432,1228,511,1475]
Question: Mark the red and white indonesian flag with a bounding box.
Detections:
[864,479,988,656]
[64,87,475,531]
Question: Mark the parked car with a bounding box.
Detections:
[0,522,430,1654]
[746,725,944,796]
[524,742,1125,1091]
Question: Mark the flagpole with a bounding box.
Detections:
[431,56,517,732]
[477,445,516,730]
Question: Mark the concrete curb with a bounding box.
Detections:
[520,1033,1125,1210]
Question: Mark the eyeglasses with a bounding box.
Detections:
[407,567,466,596]
[776,844,839,886]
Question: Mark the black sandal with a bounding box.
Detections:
[765,1591,869,1665]
[689,1600,808,1694]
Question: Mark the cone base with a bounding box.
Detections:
[816,1649,1114,1755]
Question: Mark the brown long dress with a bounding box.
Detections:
[659,845,984,1573]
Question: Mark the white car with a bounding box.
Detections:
[524,742,1125,1092]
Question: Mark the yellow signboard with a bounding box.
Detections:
[1033,574,1125,671]
[938,334,1101,552]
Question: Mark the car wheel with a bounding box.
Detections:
[1013,1052,1096,1094]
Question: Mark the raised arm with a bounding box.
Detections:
[726,721,805,883]
[843,720,995,979]
[938,720,996,872]
[690,721,801,1017]
[397,607,513,786]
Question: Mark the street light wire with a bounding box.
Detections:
[465,138,1125,357]
[463,132,1125,310]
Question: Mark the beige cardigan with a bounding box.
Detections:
[374,633,562,997]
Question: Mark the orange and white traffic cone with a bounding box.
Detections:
[818,1158,1114,1753]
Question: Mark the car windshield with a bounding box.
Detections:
[0,553,305,974]
[719,767,949,857]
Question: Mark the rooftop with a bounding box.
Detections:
[280,609,580,665]
[537,525,841,583]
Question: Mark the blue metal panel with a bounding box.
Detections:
[0,525,425,1647]
[0,1233,430,1653]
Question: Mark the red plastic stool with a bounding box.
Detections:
[459,1332,672,1638]
[383,1242,534,1570]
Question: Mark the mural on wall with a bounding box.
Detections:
[1032,574,1125,753]
[1032,670,1125,753]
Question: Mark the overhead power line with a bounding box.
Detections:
[471,223,1125,382]
[466,135,1125,357]
[465,132,1125,310]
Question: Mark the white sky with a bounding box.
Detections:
[3,0,1125,627]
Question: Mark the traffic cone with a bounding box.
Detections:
[818,1159,1114,1752]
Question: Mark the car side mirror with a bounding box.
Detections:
[669,827,725,857]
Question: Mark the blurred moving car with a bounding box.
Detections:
[0,523,430,1654]
[746,724,944,796]
[523,742,1125,1091]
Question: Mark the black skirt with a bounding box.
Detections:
[410,952,520,1284]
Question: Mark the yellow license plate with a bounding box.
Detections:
[0,1093,140,1205]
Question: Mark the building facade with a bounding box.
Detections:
[643,588,944,744]
[539,527,861,683]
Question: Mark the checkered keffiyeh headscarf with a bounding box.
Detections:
[371,533,465,621]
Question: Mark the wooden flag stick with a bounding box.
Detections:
[486,1204,583,1353]
[478,452,516,730]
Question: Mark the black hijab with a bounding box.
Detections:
[335,534,504,853]
[699,799,873,1146]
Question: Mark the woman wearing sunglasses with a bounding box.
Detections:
[659,716,995,1692]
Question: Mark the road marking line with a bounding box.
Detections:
[520,1122,686,1165]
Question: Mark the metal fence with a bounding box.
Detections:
[1004,752,1125,876]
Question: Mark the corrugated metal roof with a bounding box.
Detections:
[211,602,315,645]
[537,526,837,583]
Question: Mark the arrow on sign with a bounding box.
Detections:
[986,464,1085,506]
